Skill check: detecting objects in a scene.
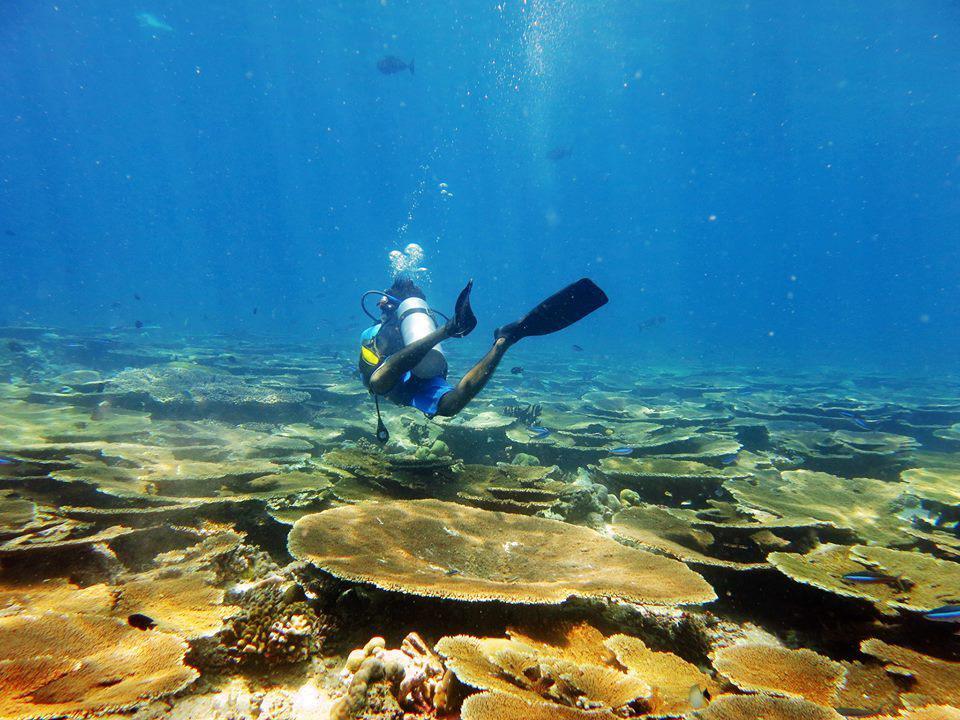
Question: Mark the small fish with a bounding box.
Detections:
[510,366,524,375]
[0,457,16,465]
[638,315,667,331]
[6,340,25,353]
[923,604,960,623]
[546,146,573,161]
[571,344,583,352]
[127,613,156,631]
[841,570,913,592]
[839,411,871,430]
[444,568,461,576]
[3,229,15,237]
[720,454,738,465]
[134,320,143,329]
[609,447,633,456]
[377,56,414,75]
[503,386,521,395]
[110,301,122,309]
[134,293,141,301]
[528,425,551,439]
[688,685,711,710]
[252,307,258,315]
[136,12,173,32]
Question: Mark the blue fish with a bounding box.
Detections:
[720,454,738,465]
[0,457,15,465]
[609,447,633,456]
[528,426,551,439]
[842,570,897,585]
[924,604,960,623]
[839,411,871,430]
[842,570,912,592]
[504,386,521,395]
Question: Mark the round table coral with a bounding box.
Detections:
[287,499,715,606]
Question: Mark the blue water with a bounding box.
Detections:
[1,1,958,372]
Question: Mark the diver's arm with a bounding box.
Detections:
[367,324,452,395]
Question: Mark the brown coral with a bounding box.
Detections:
[861,639,960,708]
[0,611,197,719]
[712,643,845,706]
[461,690,620,720]
[288,499,715,605]
[611,504,769,571]
[606,633,720,715]
[692,693,845,719]
[769,544,960,615]
[435,634,651,715]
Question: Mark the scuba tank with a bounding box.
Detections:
[395,296,447,378]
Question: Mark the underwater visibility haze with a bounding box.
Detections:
[1,2,960,719]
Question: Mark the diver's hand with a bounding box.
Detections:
[447,279,477,338]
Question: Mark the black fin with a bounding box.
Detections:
[495,278,608,344]
[447,279,477,338]
[409,58,415,75]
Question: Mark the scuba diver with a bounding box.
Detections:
[358,275,608,441]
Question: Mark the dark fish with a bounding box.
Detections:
[510,366,524,375]
[377,56,414,75]
[6,340,25,352]
[0,457,16,465]
[3,229,15,236]
[528,425,551,439]
[571,344,583,352]
[445,568,461,576]
[638,315,667,331]
[924,604,960,623]
[134,293,141,300]
[609,447,633,456]
[546,146,573,160]
[127,613,156,631]
[252,307,258,315]
[134,320,143,329]
[110,302,122,309]
[841,570,913,591]
[720,454,738,465]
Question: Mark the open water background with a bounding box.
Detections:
[1,1,958,373]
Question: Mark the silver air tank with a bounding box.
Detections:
[396,297,447,378]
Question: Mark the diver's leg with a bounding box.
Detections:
[368,325,450,395]
[434,337,509,417]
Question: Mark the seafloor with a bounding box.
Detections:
[1,326,959,720]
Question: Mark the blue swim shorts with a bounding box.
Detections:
[386,372,454,417]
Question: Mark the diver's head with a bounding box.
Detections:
[379,276,426,318]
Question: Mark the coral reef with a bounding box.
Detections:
[288,499,716,605]
[0,611,197,719]
[218,577,331,666]
[1,331,960,718]
[331,633,449,717]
